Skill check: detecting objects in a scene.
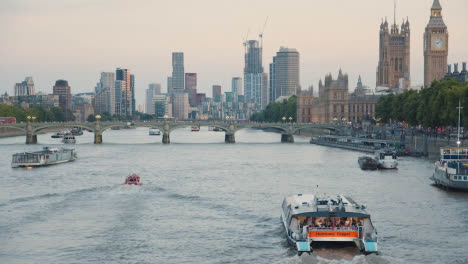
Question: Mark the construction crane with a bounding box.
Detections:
[242,27,250,52]
[259,16,269,48]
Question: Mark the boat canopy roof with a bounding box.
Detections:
[283,194,370,218]
[440,147,468,160]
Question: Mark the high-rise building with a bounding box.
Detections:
[171,93,189,120]
[14,77,35,96]
[245,73,268,109]
[167,77,173,94]
[171,52,185,93]
[114,80,125,116]
[95,72,115,115]
[244,40,263,73]
[152,94,172,118]
[145,83,161,114]
[116,68,132,116]
[376,12,411,89]
[53,80,71,112]
[131,74,135,116]
[269,47,300,102]
[212,85,222,102]
[185,73,197,106]
[424,0,449,87]
[232,77,242,97]
[243,40,268,110]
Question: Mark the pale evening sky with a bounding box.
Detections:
[1,0,467,107]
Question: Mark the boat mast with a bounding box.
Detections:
[457,100,463,147]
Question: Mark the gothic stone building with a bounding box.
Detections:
[297,71,379,124]
[376,17,411,90]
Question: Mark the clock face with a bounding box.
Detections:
[433,37,444,49]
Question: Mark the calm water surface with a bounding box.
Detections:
[1,127,467,264]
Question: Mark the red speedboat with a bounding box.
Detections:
[125,174,141,185]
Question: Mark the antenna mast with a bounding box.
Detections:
[457,100,463,146]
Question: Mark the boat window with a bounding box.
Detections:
[464,176,467,181]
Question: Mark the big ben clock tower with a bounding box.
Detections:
[424,0,448,87]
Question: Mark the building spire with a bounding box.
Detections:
[394,0,397,26]
[432,0,442,10]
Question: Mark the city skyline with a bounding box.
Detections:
[1,0,468,107]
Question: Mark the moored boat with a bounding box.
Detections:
[358,156,378,170]
[71,127,83,136]
[125,174,141,185]
[431,101,468,191]
[432,147,468,190]
[375,149,398,169]
[12,147,76,168]
[149,128,161,135]
[62,134,76,144]
[281,193,378,255]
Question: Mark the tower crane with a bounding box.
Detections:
[259,16,269,48]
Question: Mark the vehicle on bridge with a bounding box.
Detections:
[12,147,76,168]
[281,193,378,255]
[191,126,200,132]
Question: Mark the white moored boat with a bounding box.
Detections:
[149,128,161,135]
[281,193,378,255]
[12,147,76,168]
[62,134,76,144]
[375,149,398,169]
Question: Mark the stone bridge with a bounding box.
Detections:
[0,120,342,144]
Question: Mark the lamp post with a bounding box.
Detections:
[289,116,293,123]
[282,116,286,123]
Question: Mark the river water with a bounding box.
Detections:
[1,127,467,264]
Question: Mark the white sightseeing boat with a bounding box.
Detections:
[281,193,378,255]
[431,101,468,191]
[432,147,468,190]
[375,149,398,169]
[149,128,161,135]
[62,134,76,144]
[12,147,76,168]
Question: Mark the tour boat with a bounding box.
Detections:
[51,132,63,138]
[71,127,83,136]
[431,101,468,191]
[432,147,468,190]
[51,130,69,138]
[12,147,76,168]
[358,156,378,170]
[191,126,200,132]
[149,128,161,135]
[125,174,141,185]
[62,134,76,144]
[375,149,398,169]
[281,193,378,255]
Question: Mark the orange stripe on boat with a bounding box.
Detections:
[309,231,359,238]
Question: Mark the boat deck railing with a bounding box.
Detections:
[307,226,359,231]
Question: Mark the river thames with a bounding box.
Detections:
[1,127,467,264]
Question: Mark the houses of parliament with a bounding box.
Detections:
[298,0,450,124]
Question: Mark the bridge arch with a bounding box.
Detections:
[0,125,27,133]
[258,125,288,134]
[33,124,94,133]
[100,123,165,133]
